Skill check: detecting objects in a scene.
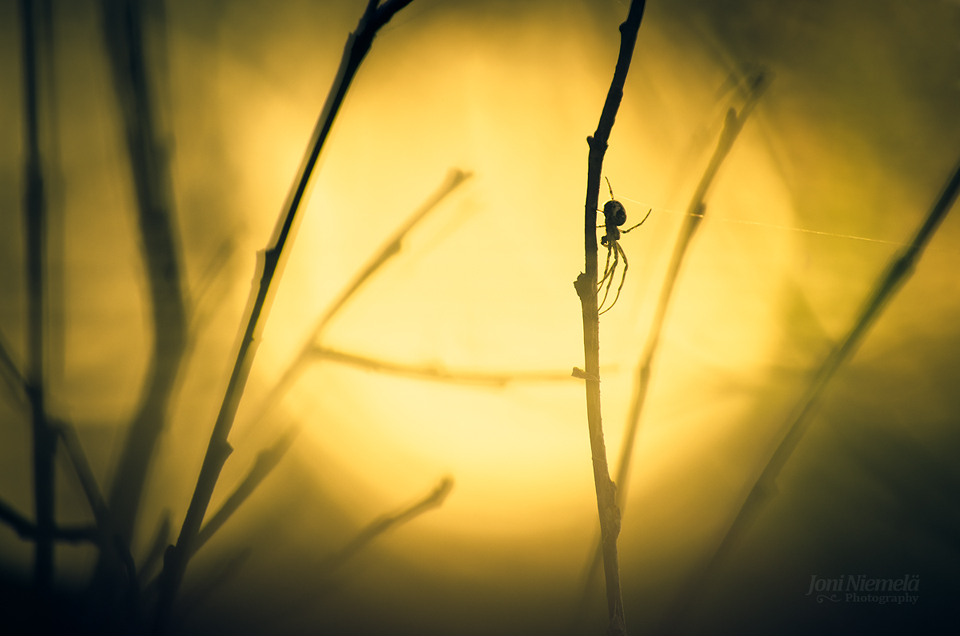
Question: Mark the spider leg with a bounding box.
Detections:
[600,243,629,315]
[598,241,620,313]
[621,208,652,234]
[598,242,614,289]
[605,176,615,200]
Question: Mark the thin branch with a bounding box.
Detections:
[19,0,56,592]
[574,71,770,622]
[309,346,578,387]
[139,511,171,587]
[154,2,416,631]
[664,152,960,634]
[249,168,471,427]
[54,421,139,589]
[320,476,453,573]
[193,428,299,554]
[99,0,189,555]
[53,421,110,528]
[572,2,646,634]
[0,497,36,540]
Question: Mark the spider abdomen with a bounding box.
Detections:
[603,199,627,226]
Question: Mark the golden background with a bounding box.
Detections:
[1,0,958,634]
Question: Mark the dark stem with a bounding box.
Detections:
[573,2,645,635]
[19,0,55,593]
[665,152,960,634]
[574,72,769,620]
[153,2,415,632]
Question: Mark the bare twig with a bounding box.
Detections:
[321,475,454,573]
[664,153,960,634]
[98,0,189,554]
[309,346,577,387]
[572,2,646,634]
[574,71,770,621]
[250,168,471,426]
[154,2,416,631]
[193,428,299,554]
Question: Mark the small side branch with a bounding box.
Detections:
[0,497,36,540]
[154,2,416,632]
[576,3,646,635]
[0,330,27,405]
[193,428,299,554]
[250,168,471,427]
[0,497,98,544]
[321,476,454,573]
[310,346,577,387]
[54,420,138,590]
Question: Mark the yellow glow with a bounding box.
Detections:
[2,1,959,634]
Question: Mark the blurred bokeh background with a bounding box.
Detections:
[1,0,959,634]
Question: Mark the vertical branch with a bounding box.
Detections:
[574,73,770,621]
[572,2,646,635]
[19,0,56,592]
[153,1,415,632]
[99,0,189,550]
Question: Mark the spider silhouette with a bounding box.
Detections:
[597,177,651,314]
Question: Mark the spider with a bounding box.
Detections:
[597,177,651,314]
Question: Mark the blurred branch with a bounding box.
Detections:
[99,0,189,553]
[0,329,27,405]
[0,497,37,540]
[572,2,646,635]
[19,0,56,592]
[321,476,454,573]
[177,548,251,620]
[53,420,139,591]
[193,428,299,555]
[250,168,471,426]
[315,168,472,337]
[138,511,171,587]
[155,2,417,632]
[310,346,577,387]
[664,152,960,634]
[0,497,99,544]
[574,70,770,623]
